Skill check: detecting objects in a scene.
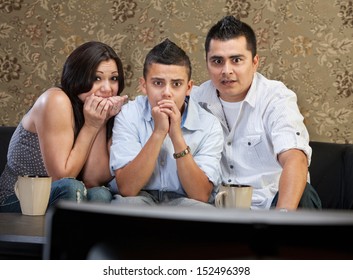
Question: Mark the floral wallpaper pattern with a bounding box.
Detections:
[1,0,353,143]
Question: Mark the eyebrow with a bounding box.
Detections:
[96,70,119,74]
[209,54,245,60]
[209,55,223,60]
[151,77,185,82]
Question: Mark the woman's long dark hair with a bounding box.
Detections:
[60,41,125,140]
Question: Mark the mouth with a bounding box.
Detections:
[221,79,237,86]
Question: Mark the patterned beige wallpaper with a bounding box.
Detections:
[1,0,353,143]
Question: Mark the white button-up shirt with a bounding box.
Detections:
[191,72,311,209]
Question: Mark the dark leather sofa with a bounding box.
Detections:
[309,141,353,209]
[0,126,16,177]
[1,126,353,209]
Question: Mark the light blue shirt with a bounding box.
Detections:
[191,72,312,209]
[110,95,224,200]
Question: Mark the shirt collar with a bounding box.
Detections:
[243,72,258,108]
[181,96,189,127]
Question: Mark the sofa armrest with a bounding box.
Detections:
[309,141,353,209]
[0,126,16,174]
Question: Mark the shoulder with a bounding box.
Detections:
[121,95,146,111]
[46,87,70,101]
[190,81,217,109]
[191,80,216,97]
[26,87,71,119]
[35,87,71,110]
[34,87,72,121]
[118,95,148,120]
[249,73,297,108]
[189,97,221,129]
[255,73,293,95]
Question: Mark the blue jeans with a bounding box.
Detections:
[112,190,215,208]
[0,178,112,213]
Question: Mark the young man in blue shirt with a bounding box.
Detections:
[110,39,223,207]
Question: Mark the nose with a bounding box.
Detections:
[100,80,112,94]
[162,84,172,99]
[222,61,233,75]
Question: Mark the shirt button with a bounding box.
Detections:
[296,132,300,135]
[230,165,234,169]
[227,142,231,146]
[228,179,232,183]
[248,142,251,146]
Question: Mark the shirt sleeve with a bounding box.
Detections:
[265,84,312,164]
[191,111,224,199]
[110,102,142,175]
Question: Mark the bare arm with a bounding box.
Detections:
[80,127,112,188]
[29,88,111,181]
[174,145,213,202]
[115,131,165,196]
[115,99,169,196]
[277,149,309,210]
[81,95,128,187]
[160,99,213,202]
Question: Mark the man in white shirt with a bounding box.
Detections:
[191,15,321,210]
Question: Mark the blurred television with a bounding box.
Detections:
[43,201,353,260]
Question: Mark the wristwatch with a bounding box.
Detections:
[173,146,191,159]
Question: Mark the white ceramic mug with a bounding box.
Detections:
[215,184,253,209]
[14,175,52,215]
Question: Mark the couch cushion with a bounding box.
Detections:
[309,141,353,209]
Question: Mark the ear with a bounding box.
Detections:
[253,54,259,71]
[138,77,147,95]
[185,80,194,97]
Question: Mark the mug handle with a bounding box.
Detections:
[14,180,20,199]
[215,191,227,208]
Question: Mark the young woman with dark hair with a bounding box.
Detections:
[0,41,127,212]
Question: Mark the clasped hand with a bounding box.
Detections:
[83,94,128,129]
[152,99,182,139]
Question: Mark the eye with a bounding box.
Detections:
[233,57,242,63]
[111,76,119,81]
[94,76,101,81]
[212,58,223,65]
[173,81,182,87]
[153,80,163,86]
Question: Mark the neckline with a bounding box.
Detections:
[217,91,231,131]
